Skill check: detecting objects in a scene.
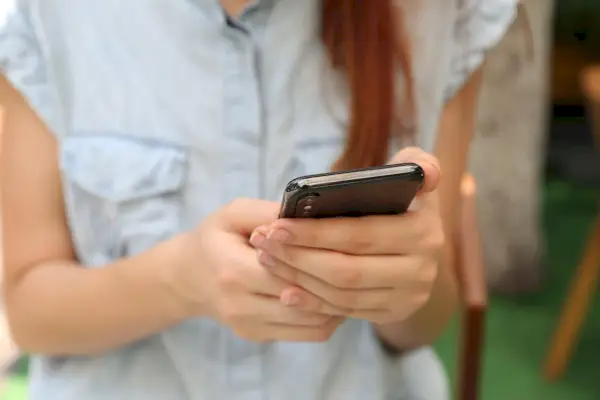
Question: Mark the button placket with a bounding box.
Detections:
[221,26,262,201]
[221,22,266,400]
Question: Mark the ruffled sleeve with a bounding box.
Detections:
[0,1,61,135]
[445,0,518,99]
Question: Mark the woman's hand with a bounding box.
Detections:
[172,199,345,343]
[250,148,444,324]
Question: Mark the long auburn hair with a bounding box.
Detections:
[321,0,415,170]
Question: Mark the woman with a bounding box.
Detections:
[0,1,516,399]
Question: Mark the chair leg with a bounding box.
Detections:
[543,213,600,380]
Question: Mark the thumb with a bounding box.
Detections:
[388,147,441,195]
[220,198,280,235]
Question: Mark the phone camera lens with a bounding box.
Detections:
[296,194,319,217]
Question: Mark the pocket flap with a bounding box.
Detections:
[61,135,187,202]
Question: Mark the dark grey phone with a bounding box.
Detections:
[279,163,424,219]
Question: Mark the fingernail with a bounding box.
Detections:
[250,232,266,248]
[268,228,292,243]
[257,250,276,268]
[281,292,301,307]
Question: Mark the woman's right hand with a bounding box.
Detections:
[171,199,345,343]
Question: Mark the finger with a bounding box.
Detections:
[254,252,349,314]
[249,224,270,246]
[260,254,395,310]
[389,148,441,215]
[265,290,416,325]
[387,147,441,195]
[220,198,280,235]
[253,225,270,236]
[264,317,345,342]
[256,238,421,289]
[347,300,424,324]
[279,281,391,312]
[228,245,288,296]
[256,259,349,315]
[236,245,343,313]
[263,210,444,255]
[247,244,349,315]
[278,288,420,324]
[249,295,335,327]
[282,290,349,316]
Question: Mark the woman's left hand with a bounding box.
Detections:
[249,148,445,325]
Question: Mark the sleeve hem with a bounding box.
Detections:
[445,0,518,100]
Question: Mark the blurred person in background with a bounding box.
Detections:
[0,1,516,399]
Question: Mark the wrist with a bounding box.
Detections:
[158,232,209,320]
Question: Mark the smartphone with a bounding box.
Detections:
[279,163,424,219]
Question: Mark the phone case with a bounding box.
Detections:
[279,163,424,219]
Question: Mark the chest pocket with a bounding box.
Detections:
[60,135,188,266]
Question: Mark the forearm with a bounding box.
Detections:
[373,261,458,351]
[374,67,483,352]
[5,234,191,356]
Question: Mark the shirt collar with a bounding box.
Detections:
[194,0,275,22]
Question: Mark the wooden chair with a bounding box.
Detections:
[455,174,489,400]
[543,66,600,381]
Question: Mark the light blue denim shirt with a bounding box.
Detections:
[0,0,516,399]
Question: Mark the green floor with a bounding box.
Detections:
[3,179,599,399]
[437,179,600,400]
